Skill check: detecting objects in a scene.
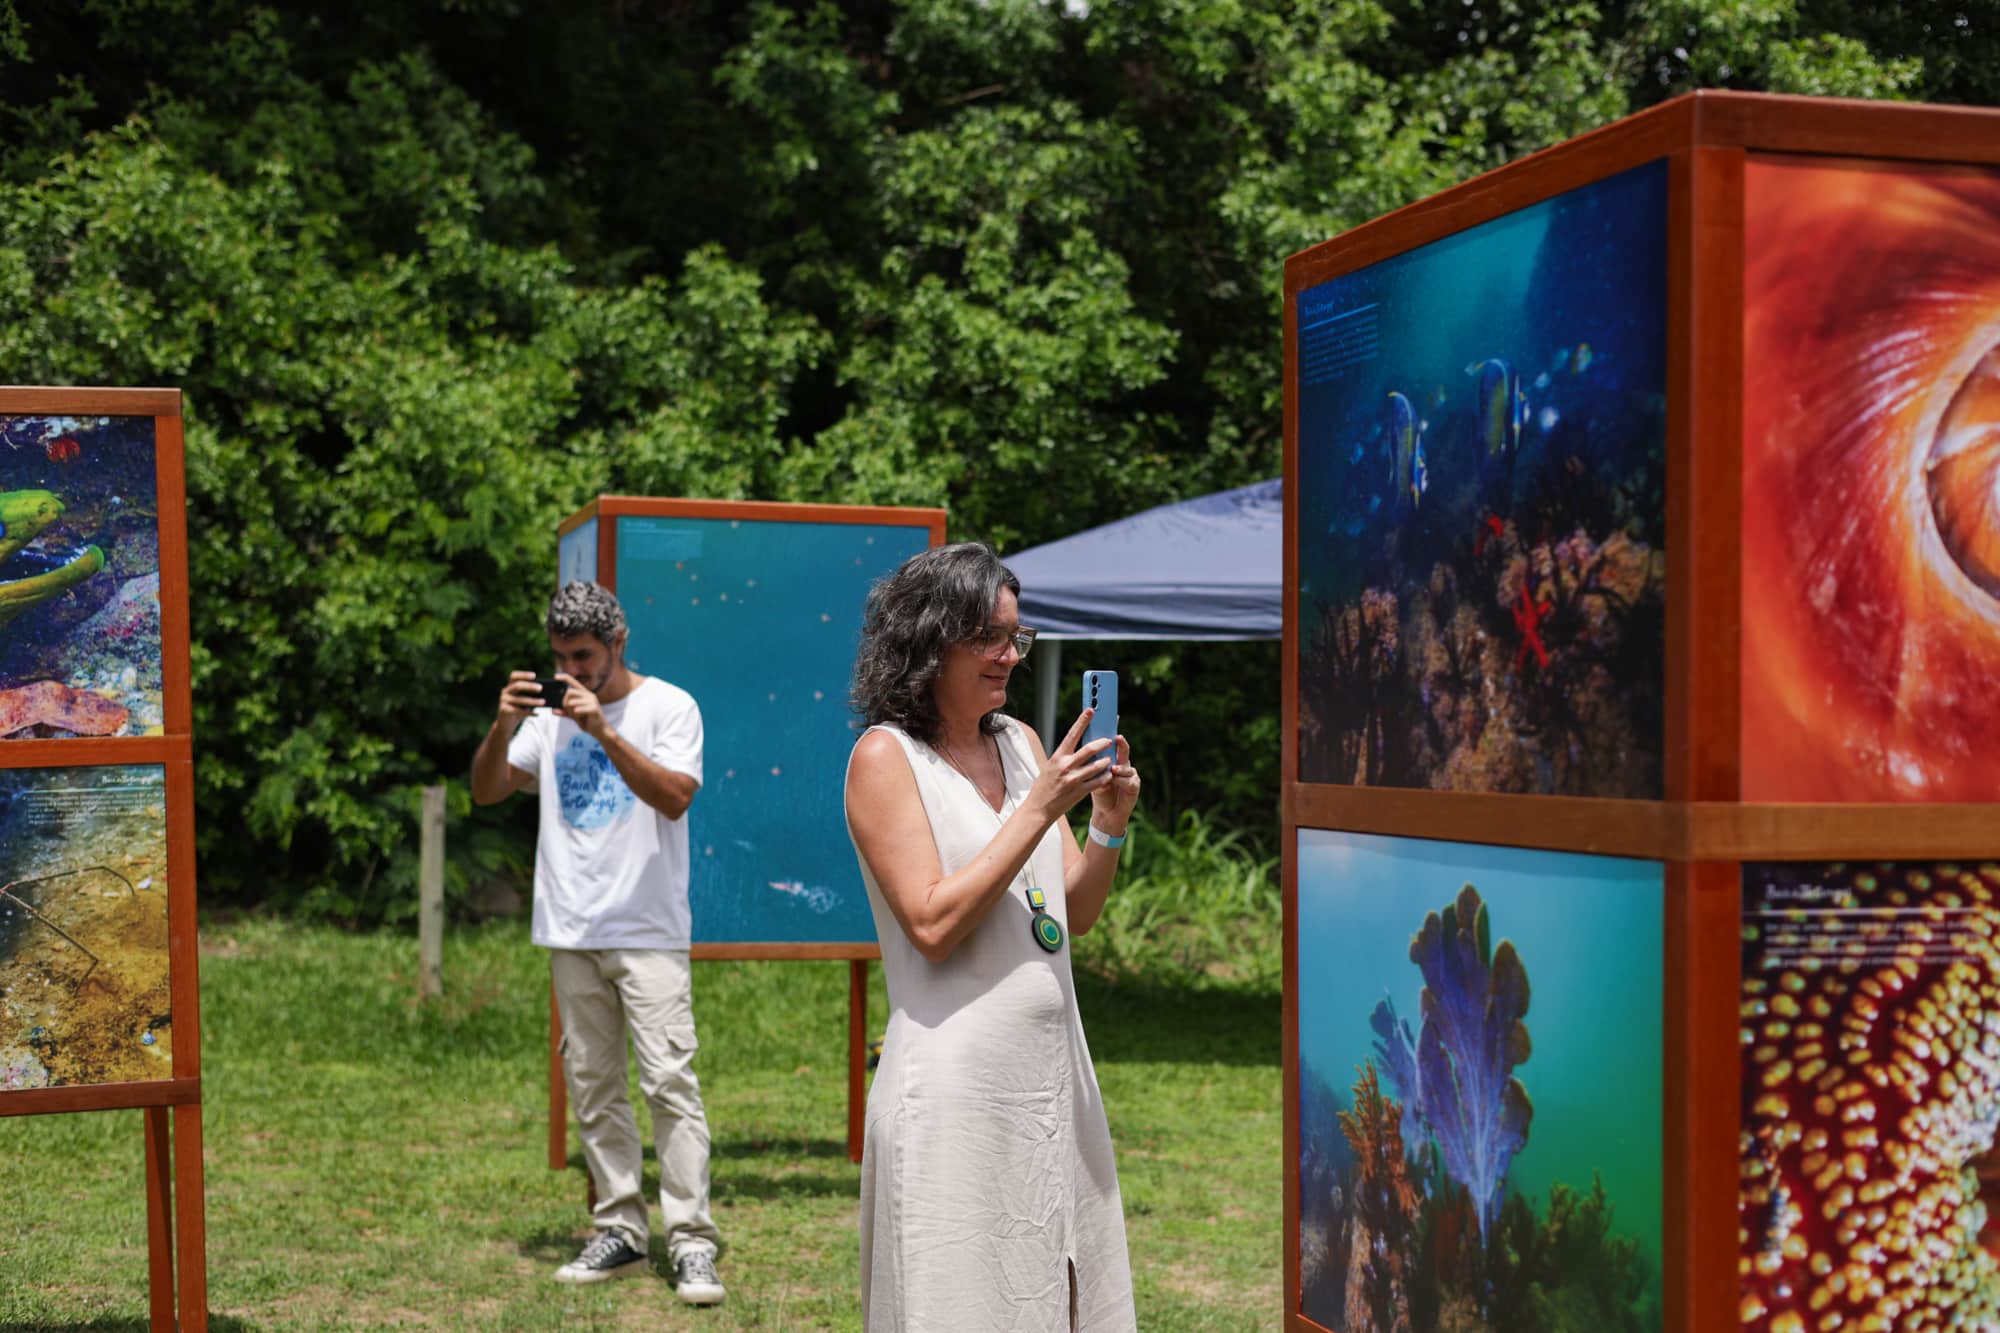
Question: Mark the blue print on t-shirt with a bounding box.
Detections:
[555,733,635,830]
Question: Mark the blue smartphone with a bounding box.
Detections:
[1081,670,1118,771]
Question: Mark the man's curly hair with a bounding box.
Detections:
[851,543,1020,745]
[546,581,628,646]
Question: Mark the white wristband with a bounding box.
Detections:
[1088,823,1126,849]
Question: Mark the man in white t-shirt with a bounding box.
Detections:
[471,581,725,1306]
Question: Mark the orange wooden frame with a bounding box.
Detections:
[1281,92,2000,1333]
[546,496,945,1176]
[0,388,205,1331]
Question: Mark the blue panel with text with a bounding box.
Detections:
[616,514,933,944]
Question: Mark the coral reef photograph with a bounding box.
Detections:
[0,415,164,738]
[1738,860,2000,1331]
[1294,163,1666,796]
[1296,830,1662,1332]
[0,765,170,1090]
[1741,158,2000,802]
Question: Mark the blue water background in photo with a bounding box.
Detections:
[616,514,933,944]
[558,516,598,587]
[1295,159,1668,606]
[1296,827,1665,1291]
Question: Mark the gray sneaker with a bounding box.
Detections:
[554,1230,648,1284]
[673,1249,726,1306]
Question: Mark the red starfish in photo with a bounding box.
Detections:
[1512,582,1553,672]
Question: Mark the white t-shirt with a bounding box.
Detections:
[506,675,704,950]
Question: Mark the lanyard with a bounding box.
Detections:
[942,732,1064,955]
[1004,781,1064,954]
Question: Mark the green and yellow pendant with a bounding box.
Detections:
[1025,886,1064,953]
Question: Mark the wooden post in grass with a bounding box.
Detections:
[419,784,445,1000]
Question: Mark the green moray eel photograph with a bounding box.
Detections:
[0,415,167,737]
[0,488,63,564]
[0,489,105,630]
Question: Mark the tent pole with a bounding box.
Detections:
[1037,640,1062,753]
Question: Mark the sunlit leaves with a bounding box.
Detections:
[0,0,1947,914]
[0,51,821,917]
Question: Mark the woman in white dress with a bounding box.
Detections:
[844,542,1142,1332]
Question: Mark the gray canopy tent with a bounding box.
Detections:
[1001,478,1283,746]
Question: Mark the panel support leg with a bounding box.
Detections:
[144,1106,175,1333]
[172,1102,208,1332]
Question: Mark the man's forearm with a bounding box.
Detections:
[594,726,697,820]
[471,718,523,805]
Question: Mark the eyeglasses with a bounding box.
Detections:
[967,623,1038,660]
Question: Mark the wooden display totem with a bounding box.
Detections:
[0,387,205,1330]
[1283,93,2000,1333]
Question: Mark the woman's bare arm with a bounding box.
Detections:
[845,714,1114,963]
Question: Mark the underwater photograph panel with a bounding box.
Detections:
[1738,859,2000,1330]
[0,765,170,1091]
[1294,162,1668,797]
[1741,156,2000,802]
[615,514,932,945]
[558,515,598,588]
[0,415,163,738]
[1295,828,1663,1332]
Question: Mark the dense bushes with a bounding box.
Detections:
[0,0,1966,918]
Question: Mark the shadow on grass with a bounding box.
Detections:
[710,1134,848,1160]
[1073,970,1280,1067]
[712,1135,857,1202]
[515,1224,662,1272]
[550,1138,858,1206]
[561,1137,848,1170]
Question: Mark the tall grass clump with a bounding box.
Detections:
[1074,809,1280,993]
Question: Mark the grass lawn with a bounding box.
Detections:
[0,915,1282,1330]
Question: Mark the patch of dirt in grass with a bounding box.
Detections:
[1157,1257,1283,1317]
[1160,1267,1233,1305]
[485,1235,562,1278]
[199,931,262,959]
[261,1286,451,1328]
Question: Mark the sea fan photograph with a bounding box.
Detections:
[1296,830,1663,1332]
[1294,163,1667,796]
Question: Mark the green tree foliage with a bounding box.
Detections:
[0,0,1961,917]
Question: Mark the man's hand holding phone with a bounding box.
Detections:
[557,675,607,739]
[498,672,600,731]
[499,670,547,723]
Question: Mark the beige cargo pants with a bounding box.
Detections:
[550,947,722,1262]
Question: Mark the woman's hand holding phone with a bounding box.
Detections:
[1089,733,1139,826]
[1080,670,1137,826]
[1030,708,1120,823]
[1081,671,1118,775]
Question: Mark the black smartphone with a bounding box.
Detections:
[533,677,571,711]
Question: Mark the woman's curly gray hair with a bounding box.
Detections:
[851,543,1019,745]
[546,581,628,646]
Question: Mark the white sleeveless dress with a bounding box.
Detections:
[849,718,1136,1332]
